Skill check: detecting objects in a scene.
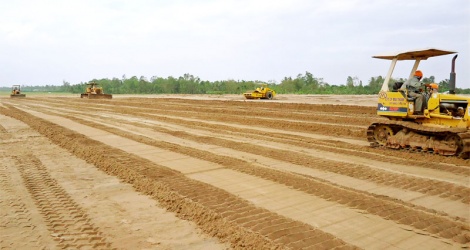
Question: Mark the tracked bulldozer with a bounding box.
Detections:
[81,82,112,99]
[10,85,25,98]
[244,84,276,100]
[367,48,470,159]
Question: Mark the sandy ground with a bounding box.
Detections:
[0,94,469,249]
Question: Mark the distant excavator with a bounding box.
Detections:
[80,82,112,99]
[10,85,25,98]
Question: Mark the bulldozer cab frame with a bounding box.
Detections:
[373,48,468,120]
[10,85,25,98]
[374,48,456,93]
[85,82,100,93]
[12,85,21,93]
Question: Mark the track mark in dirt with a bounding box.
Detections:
[61,99,467,168]
[3,97,470,249]
[59,111,470,221]
[73,109,469,206]
[61,112,470,244]
[1,114,228,250]
[24,98,370,144]
[187,169,456,250]
[10,106,470,248]
[1,106,358,249]
[166,129,469,203]
[123,108,470,170]
[27,98,470,169]
[0,116,13,141]
[88,106,468,179]
[12,154,114,249]
[0,158,56,249]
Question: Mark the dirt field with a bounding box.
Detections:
[1,94,469,249]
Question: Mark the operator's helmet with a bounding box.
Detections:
[414,70,423,79]
[430,83,438,89]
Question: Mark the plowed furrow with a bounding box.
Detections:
[29,108,470,245]
[140,111,364,140]
[26,98,369,136]
[11,101,470,181]
[106,102,372,126]
[73,112,469,221]
[0,105,358,249]
[15,104,470,203]
[127,109,469,174]
[30,98,470,168]
[184,134,470,204]
[35,97,377,122]
[62,108,469,204]
[20,98,347,124]
[13,154,113,249]
[95,103,470,167]
[11,107,470,246]
[2,96,468,248]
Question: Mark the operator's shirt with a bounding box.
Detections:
[400,76,422,91]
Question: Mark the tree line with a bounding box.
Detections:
[3,72,470,94]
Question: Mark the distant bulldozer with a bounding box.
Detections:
[244,84,276,100]
[81,82,112,99]
[10,85,26,98]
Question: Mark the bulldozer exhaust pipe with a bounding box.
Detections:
[449,54,457,94]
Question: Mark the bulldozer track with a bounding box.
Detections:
[1,96,469,249]
[458,132,470,158]
[0,159,54,249]
[367,120,470,159]
[13,155,113,249]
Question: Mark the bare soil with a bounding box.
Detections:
[1,94,469,249]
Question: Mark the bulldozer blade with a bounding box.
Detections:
[81,94,113,99]
[10,94,26,98]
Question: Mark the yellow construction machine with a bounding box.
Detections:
[244,84,276,100]
[367,48,469,158]
[81,82,112,99]
[10,85,26,98]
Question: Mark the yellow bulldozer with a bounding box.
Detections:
[244,84,276,100]
[81,82,112,99]
[367,48,469,159]
[10,85,25,98]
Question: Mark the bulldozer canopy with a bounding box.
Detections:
[373,48,456,60]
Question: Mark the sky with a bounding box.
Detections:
[1,0,469,88]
